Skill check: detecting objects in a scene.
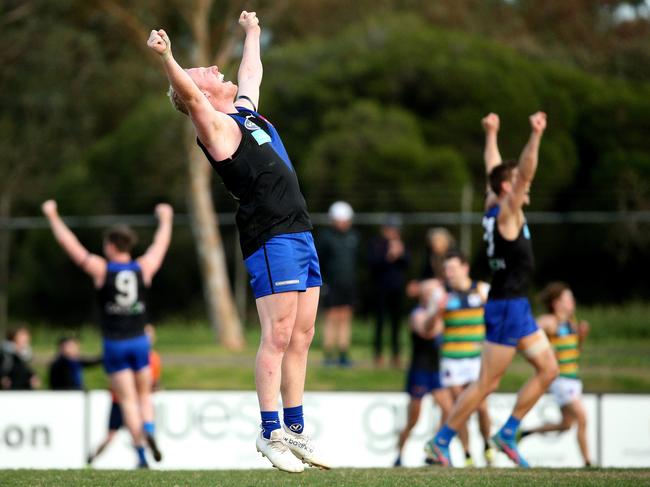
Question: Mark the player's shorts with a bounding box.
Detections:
[102,334,150,374]
[245,231,322,299]
[108,401,123,431]
[405,368,443,398]
[320,283,355,308]
[440,357,481,387]
[484,297,538,347]
[549,376,583,407]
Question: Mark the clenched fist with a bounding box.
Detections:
[529,111,547,134]
[239,11,260,32]
[147,29,171,57]
[481,113,500,133]
[41,200,58,218]
[155,203,174,221]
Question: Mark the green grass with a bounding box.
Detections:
[1,468,650,487]
[26,303,650,393]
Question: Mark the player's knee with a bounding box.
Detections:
[541,360,559,384]
[263,321,294,353]
[288,323,316,353]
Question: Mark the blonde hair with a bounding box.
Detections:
[167,85,189,115]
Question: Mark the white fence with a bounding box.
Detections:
[0,391,648,469]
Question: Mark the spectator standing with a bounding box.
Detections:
[317,201,359,367]
[0,326,39,390]
[368,215,409,367]
[420,228,456,280]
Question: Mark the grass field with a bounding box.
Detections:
[2,468,650,487]
[26,302,650,393]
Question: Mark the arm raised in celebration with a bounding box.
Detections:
[234,11,263,112]
[41,200,106,287]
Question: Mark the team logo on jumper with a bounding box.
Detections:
[244,117,260,131]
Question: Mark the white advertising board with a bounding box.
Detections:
[601,395,650,467]
[0,390,645,469]
[87,391,597,469]
[0,392,85,468]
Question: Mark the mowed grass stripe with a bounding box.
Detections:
[1,468,649,487]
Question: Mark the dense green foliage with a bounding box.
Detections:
[3,2,650,324]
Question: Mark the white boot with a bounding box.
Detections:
[256,429,305,473]
[283,426,331,470]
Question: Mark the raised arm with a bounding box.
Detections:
[482,113,502,179]
[137,203,174,285]
[41,200,106,285]
[506,111,546,211]
[482,113,502,208]
[234,11,263,111]
[147,29,228,146]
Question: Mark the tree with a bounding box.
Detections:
[93,0,253,349]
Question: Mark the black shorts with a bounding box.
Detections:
[321,283,355,308]
[108,401,123,431]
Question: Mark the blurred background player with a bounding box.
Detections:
[317,201,359,367]
[519,282,592,467]
[395,279,451,467]
[49,336,102,390]
[426,112,558,468]
[148,11,328,472]
[439,251,494,466]
[88,324,162,466]
[368,215,409,368]
[0,325,39,390]
[42,200,172,468]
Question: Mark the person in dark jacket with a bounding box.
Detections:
[49,336,102,390]
[317,201,359,367]
[0,326,39,390]
[368,215,409,367]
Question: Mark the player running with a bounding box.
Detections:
[425,112,558,468]
[439,251,494,466]
[395,279,451,467]
[42,201,172,468]
[519,282,592,466]
[147,11,327,473]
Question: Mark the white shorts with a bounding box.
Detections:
[440,357,481,388]
[549,377,583,407]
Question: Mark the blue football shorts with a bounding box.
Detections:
[102,334,150,374]
[484,297,539,347]
[405,368,443,398]
[244,231,322,299]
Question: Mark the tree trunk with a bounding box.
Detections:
[178,0,245,350]
[96,0,246,348]
[0,191,11,337]
[184,123,245,350]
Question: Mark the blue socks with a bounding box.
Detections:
[143,422,155,436]
[499,415,521,441]
[435,424,457,447]
[283,405,304,435]
[136,446,147,465]
[261,411,281,439]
